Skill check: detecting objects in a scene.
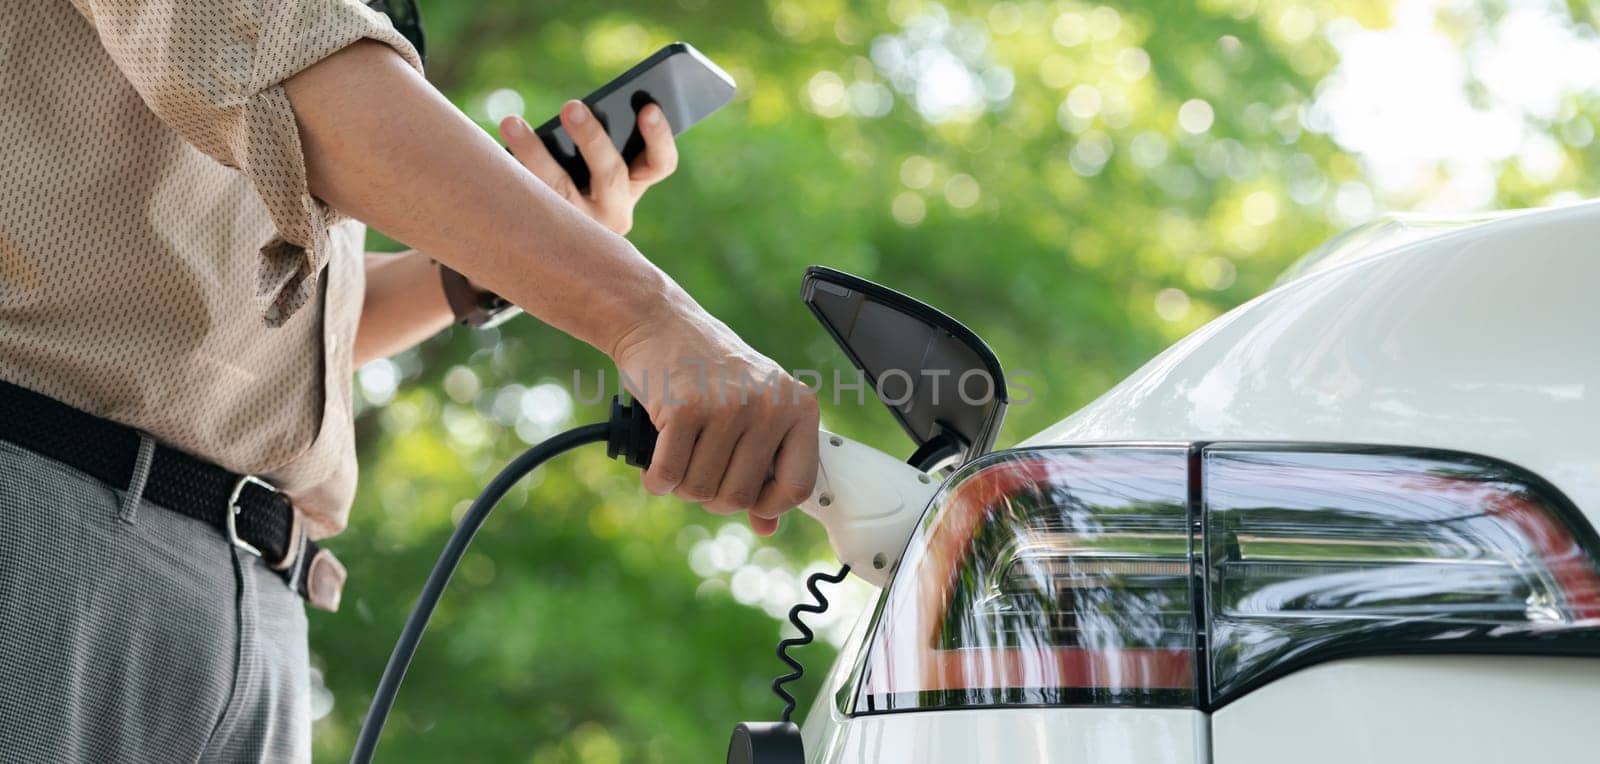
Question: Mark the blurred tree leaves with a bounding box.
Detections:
[318,0,1599,760]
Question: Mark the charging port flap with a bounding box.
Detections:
[801,266,1008,470]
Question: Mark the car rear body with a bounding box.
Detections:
[803,201,1600,762]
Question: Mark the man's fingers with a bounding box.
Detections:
[499,116,579,200]
[747,475,791,523]
[630,103,678,185]
[704,426,783,514]
[747,514,779,537]
[558,100,627,202]
[748,412,820,521]
[642,421,695,496]
[676,421,741,507]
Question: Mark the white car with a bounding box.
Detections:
[797,201,1600,763]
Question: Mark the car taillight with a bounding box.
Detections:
[1203,445,1600,702]
[855,447,1195,712]
[851,444,1600,715]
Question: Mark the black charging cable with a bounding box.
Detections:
[350,396,657,764]
[771,565,850,723]
[724,565,848,764]
[350,392,848,762]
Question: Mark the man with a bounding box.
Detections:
[0,2,817,761]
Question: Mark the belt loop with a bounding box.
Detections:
[274,512,307,577]
[118,432,156,525]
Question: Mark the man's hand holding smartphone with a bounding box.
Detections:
[499,100,677,236]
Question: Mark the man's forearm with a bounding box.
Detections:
[354,250,454,366]
[286,41,694,358]
[287,40,820,529]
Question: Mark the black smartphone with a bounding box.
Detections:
[531,42,736,192]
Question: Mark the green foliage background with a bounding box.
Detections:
[314,1,1600,760]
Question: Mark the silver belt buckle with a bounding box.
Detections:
[226,475,276,557]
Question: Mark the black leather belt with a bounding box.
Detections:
[0,378,344,611]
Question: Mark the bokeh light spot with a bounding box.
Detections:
[1066,84,1103,119]
[1116,47,1151,80]
[892,192,927,225]
[846,80,895,117]
[988,1,1023,35]
[443,365,481,404]
[1052,12,1087,47]
[944,173,981,208]
[483,88,525,123]
[805,71,848,117]
[1242,190,1281,226]
[1068,131,1113,176]
[900,155,936,188]
[1130,131,1169,168]
[1087,6,1122,41]
[1154,287,1192,322]
[358,359,400,406]
[1333,181,1376,224]
[1179,98,1215,134]
[1199,257,1238,291]
[1277,6,1318,44]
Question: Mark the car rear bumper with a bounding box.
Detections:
[805,655,1600,763]
[807,707,1208,764]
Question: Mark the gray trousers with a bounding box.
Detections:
[0,440,311,762]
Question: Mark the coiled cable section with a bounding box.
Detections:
[772,564,851,723]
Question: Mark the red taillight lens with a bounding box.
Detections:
[851,444,1600,714]
[855,447,1194,712]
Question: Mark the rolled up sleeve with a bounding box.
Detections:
[71,0,423,325]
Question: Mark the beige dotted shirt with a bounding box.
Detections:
[1,1,421,538]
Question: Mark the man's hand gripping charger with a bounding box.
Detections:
[606,396,938,588]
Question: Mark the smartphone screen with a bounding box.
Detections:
[532,42,736,191]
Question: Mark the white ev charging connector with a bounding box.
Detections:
[798,430,940,588]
